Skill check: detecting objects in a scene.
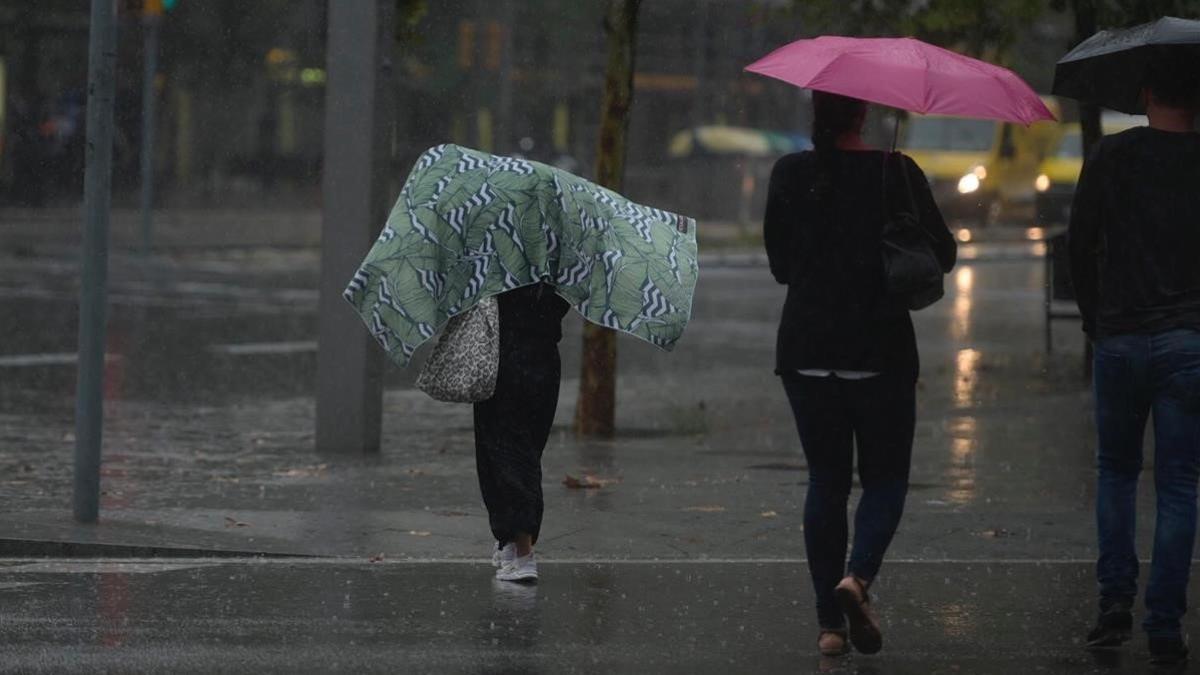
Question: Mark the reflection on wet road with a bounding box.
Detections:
[0,245,1123,565]
[0,559,1190,673]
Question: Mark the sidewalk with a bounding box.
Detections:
[0,251,1113,562]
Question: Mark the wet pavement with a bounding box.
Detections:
[0,558,1193,674]
[0,236,1109,562]
[0,228,1188,671]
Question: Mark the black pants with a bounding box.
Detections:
[782,372,916,629]
[473,284,570,546]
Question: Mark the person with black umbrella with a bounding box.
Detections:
[1058,19,1200,667]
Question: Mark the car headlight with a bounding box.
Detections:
[957,173,981,194]
[972,165,987,180]
[1034,174,1051,192]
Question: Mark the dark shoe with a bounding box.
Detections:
[834,575,882,654]
[1086,603,1133,648]
[818,628,849,657]
[1148,636,1189,666]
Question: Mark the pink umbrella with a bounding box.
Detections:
[745,36,1056,126]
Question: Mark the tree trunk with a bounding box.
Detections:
[1072,0,1102,159]
[575,0,641,438]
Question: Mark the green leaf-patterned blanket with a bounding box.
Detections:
[344,144,700,368]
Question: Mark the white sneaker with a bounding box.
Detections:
[495,552,538,583]
[491,542,516,568]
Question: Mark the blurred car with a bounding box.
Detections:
[902,100,1062,226]
[645,125,811,224]
[667,125,812,158]
[1033,112,1148,225]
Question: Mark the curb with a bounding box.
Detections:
[0,538,310,559]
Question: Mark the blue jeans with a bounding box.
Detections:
[782,373,915,629]
[1093,328,1200,638]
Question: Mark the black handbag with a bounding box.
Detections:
[881,153,944,310]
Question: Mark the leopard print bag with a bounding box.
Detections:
[415,296,499,403]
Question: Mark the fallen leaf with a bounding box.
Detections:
[369,553,385,563]
[224,516,251,528]
[759,510,778,518]
[274,464,329,478]
[407,530,431,537]
[683,505,726,513]
[563,474,619,489]
[980,528,1012,538]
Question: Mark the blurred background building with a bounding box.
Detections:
[0,0,1075,223]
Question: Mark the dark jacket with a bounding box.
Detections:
[1068,126,1200,337]
[763,150,956,381]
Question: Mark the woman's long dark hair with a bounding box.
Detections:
[810,91,868,200]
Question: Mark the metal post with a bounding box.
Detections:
[1044,244,1053,354]
[140,14,161,255]
[315,0,393,454]
[74,0,118,523]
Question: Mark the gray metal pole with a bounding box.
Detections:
[74,0,118,523]
[140,15,161,256]
[315,0,394,454]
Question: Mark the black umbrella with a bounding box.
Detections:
[1052,16,1200,114]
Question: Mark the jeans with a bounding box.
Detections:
[1093,328,1200,638]
[782,372,916,629]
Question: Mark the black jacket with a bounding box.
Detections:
[1068,126,1200,337]
[763,150,956,381]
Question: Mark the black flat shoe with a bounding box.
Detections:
[1086,604,1132,648]
[835,575,882,655]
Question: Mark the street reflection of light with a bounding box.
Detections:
[952,266,974,341]
[956,228,972,243]
[954,348,981,408]
[99,573,130,648]
[1026,227,1045,241]
[955,266,974,292]
[947,436,977,505]
[933,602,974,638]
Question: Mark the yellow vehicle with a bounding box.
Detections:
[1034,112,1148,225]
[902,100,1062,226]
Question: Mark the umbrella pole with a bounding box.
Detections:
[891,114,900,153]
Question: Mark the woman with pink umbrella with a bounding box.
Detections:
[747,36,1054,658]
